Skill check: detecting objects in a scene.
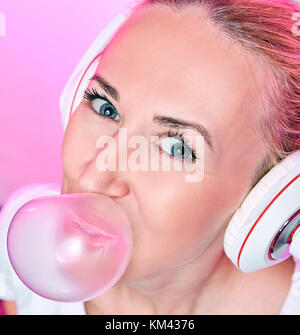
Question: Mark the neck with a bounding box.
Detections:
[84,230,240,314]
[84,230,295,315]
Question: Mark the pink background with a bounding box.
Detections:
[0,0,130,314]
[0,0,131,206]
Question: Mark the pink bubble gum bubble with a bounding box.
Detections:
[7,193,133,302]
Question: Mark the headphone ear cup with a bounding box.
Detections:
[59,12,128,131]
[224,151,300,273]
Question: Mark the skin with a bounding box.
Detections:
[4,4,294,315]
[62,5,295,314]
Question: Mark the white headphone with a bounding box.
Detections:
[59,12,129,130]
[59,11,300,274]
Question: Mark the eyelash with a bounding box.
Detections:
[83,87,119,121]
[156,129,198,162]
[83,88,197,162]
[84,87,109,104]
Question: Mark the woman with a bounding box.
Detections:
[1,0,300,314]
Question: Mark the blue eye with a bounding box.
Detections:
[158,129,197,162]
[83,88,120,122]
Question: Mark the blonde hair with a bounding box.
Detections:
[128,0,300,184]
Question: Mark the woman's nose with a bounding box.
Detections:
[77,134,130,198]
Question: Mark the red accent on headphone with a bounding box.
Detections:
[237,173,300,267]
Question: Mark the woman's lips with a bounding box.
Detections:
[66,213,117,242]
[73,218,114,240]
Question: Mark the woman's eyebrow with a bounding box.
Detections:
[90,74,214,151]
[153,115,214,151]
[90,74,120,102]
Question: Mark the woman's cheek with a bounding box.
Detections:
[62,111,100,180]
[61,129,83,180]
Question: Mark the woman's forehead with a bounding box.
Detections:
[94,5,261,132]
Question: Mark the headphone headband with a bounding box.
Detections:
[59,12,128,130]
